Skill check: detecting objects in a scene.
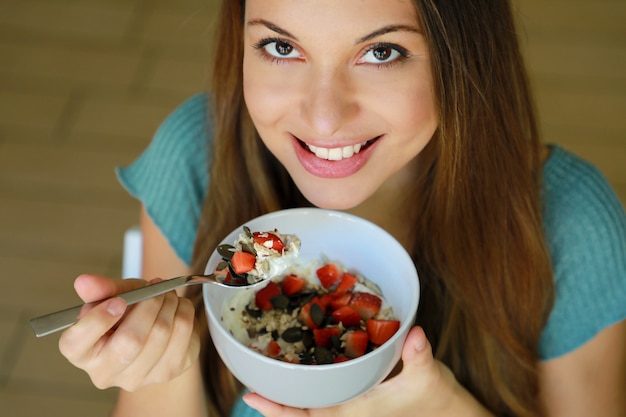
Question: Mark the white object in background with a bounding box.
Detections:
[122,226,142,278]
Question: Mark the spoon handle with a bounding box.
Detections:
[29,276,191,338]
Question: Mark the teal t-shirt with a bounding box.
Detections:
[116,94,626,416]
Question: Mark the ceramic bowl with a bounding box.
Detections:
[203,208,419,408]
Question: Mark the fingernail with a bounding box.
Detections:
[107,298,126,316]
[415,328,427,352]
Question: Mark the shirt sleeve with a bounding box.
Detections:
[115,93,212,266]
[539,146,626,360]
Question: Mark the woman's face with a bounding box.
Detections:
[243,0,437,210]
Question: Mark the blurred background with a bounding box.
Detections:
[0,0,624,416]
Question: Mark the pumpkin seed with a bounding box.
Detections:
[217,244,236,260]
[243,226,253,238]
[313,346,334,365]
[299,351,313,365]
[281,327,303,343]
[302,330,314,349]
[310,303,324,327]
[245,305,262,319]
[216,260,229,271]
[270,294,289,310]
[241,242,257,256]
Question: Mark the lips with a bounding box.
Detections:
[292,136,380,178]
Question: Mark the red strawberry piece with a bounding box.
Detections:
[255,281,282,310]
[331,306,362,327]
[335,272,358,294]
[316,263,342,288]
[266,339,281,357]
[230,251,256,274]
[334,355,351,363]
[366,319,401,345]
[299,297,325,329]
[344,330,369,358]
[348,292,382,320]
[329,292,352,310]
[253,231,285,252]
[313,326,341,348]
[318,294,336,310]
[281,274,307,295]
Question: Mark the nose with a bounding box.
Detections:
[300,67,358,137]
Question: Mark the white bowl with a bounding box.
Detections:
[203,208,419,408]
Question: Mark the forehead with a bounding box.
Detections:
[244,0,419,29]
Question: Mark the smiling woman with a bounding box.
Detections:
[242,1,436,209]
[56,1,626,417]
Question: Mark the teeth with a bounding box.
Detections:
[307,142,365,161]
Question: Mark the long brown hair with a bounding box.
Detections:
[189,1,554,416]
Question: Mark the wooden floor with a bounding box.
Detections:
[0,1,624,416]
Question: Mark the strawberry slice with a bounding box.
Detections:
[348,292,382,320]
[344,329,369,358]
[299,297,325,329]
[316,263,342,288]
[313,326,341,348]
[329,292,352,310]
[266,339,281,357]
[255,281,281,310]
[331,306,361,327]
[366,319,401,345]
[253,231,285,252]
[281,274,307,295]
[230,251,256,274]
[335,272,358,294]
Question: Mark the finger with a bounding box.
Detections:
[154,295,199,374]
[401,326,432,368]
[59,297,127,366]
[74,274,147,303]
[242,392,309,417]
[122,291,181,384]
[138,295,199,386]
[106,294,167,367]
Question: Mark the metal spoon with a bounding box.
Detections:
[28,274,266,338]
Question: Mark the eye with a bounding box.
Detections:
[255,38,302,61]
[359,43,409,66]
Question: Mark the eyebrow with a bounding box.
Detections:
[356,25,422,43]
[247,19,421,44]
[247,19,299,40]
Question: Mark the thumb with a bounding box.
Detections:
[73,274,147,303]
[401,326,433,368]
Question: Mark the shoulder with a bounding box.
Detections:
[149,92,212,161]
[539,145,626,359]
[116,93,213,266]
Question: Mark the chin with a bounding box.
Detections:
[297,184,369,211]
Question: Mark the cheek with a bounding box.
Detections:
[383,82,438,140]
[243,61,293,129]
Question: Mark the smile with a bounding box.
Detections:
[302,137,380,161]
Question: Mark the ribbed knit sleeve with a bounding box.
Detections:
[539,145,626,360]
[115,93,211,266]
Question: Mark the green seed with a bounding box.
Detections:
[281,327,304,343]
[217,244,236,260]
[270,294,290,310]
[313,347,334,365]
[310,303,324,327]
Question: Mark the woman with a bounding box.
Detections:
[59,1,626,416]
